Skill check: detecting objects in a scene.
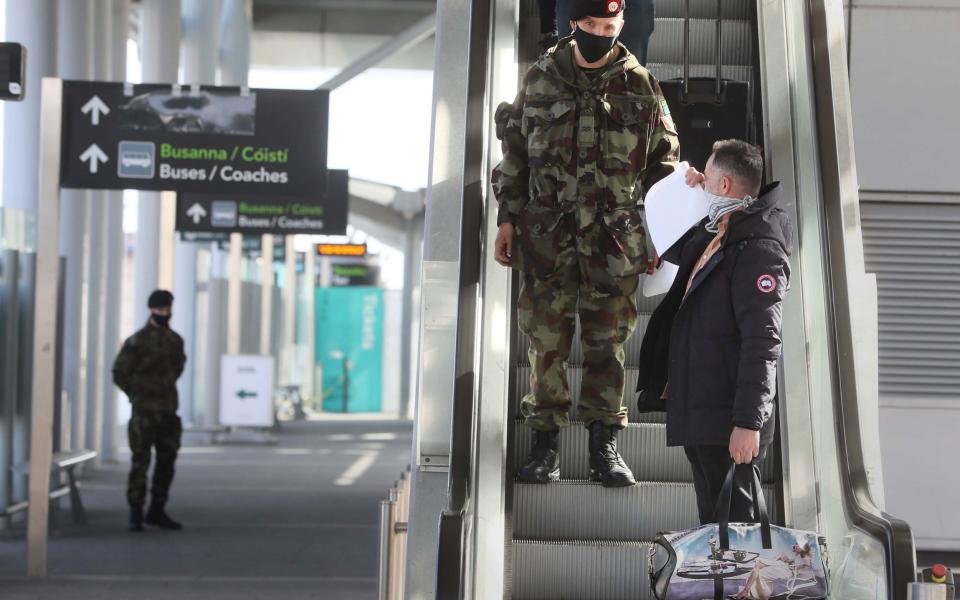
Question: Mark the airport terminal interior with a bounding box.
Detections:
[0,1,959,599]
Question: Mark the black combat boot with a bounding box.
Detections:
[588,421,636,488]
[144,502,183,531]
[129,506,144,532]
[517,429,560,483]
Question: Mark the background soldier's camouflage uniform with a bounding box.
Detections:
[492,38,680,431]
[112,321,186,508]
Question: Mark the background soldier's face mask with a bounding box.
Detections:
[151,313,172,327]
[573,24,618,63]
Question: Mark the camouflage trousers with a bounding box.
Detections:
[127,410,182,508]
[517,231,639,431]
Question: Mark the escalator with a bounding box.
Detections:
[511,2,766,596]
[402,1,917,599]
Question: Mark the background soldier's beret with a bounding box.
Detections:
[569,0,625,21]
[147,289,174,308]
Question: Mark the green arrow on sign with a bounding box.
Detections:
[236,389,257,400]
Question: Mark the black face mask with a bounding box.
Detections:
[573,26,618,64]
[152,314,171,327]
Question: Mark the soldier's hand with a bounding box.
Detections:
[685,166,705,188]
[494,222,514,267]
[647,249,660,275]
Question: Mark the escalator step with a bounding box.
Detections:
[516,366,642,421]
[514,413,666,426]
[517,366,650,421]
[654,0,752,20]
[513,480,779,542]
[512,539,653,600]
[516,314,652,369]
[514,422,777,483]
[515,423,687,482]
[648,18,753,66]
[646,62,754,85]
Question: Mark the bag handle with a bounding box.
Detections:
[713,0,723,97]
[682,0,690,97]
[681,0,724,102]
[715,462,772,550]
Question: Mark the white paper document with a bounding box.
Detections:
[644,161,710,256]
[643,260,679,298]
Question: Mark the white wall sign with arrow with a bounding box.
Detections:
[219,355,275,427]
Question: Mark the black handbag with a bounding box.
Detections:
[657,0,755,170]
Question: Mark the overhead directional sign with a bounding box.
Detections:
[328,263,380,287]
[175,169,348,235]
[60,81,329,194]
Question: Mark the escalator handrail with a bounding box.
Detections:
[806,1,917,596]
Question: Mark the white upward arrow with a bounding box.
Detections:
[186,203,208,225]
[80,95,110,126]
[79,144,109,174]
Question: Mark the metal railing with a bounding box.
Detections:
[379,467,412,600]
[806,1,917,595]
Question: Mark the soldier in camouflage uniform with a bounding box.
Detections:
[112,289,186,531]
[492,0,680,487]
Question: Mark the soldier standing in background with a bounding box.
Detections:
[113,289,186,531]
[492,0,679,487]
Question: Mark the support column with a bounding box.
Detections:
[282,236,297,386]
[400,212,424,420]
[26,77,64,578]
[84,0,114,462]
[177,0,220,423]
[219,0,250,364]
[304,244,316,401]
[99,0,129,463]
[259,234,274,356]
[134,0,180,330]
[1,0,56,213]
[4,1,59,481]
[56,0,94,452]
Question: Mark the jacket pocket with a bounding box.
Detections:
[601,94,654,177]
[525,99,575,169]
[688,336,739,408]
[596,206,649,281]
[515,204,570,279]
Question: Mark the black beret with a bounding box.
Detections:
[570,0,624,21]
[147,289,174,308]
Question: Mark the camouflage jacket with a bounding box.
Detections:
[112,321,186,414]
[491,38,680,279]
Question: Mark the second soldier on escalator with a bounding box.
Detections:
[492,0,680,487]
[112,290,186,532]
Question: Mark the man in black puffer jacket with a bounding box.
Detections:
[637,139,792,524]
